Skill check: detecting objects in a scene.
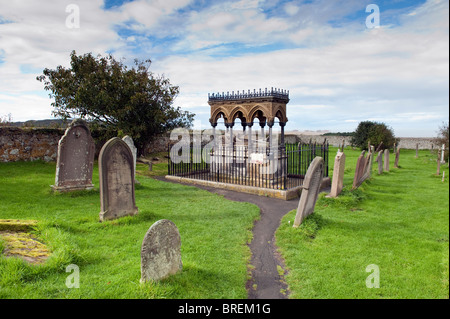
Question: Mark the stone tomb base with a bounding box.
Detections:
[51,183,94,192]
[165,175,330,200]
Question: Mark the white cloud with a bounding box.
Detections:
[0,0,448,137]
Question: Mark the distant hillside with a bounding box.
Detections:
[322,132,354,136]
[9,119,70,128]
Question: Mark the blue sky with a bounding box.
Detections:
[0,0,448,137]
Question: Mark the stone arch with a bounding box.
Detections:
[274,107,287,123]
[230,107,248,124]
[248,105,269,123]
[210,109,229,125]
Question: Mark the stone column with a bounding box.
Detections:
[280,122,286,147]
[247,122,253,154]
[268,121,274,151]
[259,121,266,150]
[229,123,234,148]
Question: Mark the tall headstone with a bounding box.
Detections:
[353,147,374,189]
[352,151,366,189]
[363,145,375,179]
[122,135,138,182]
[326,151,345,198]
[415,143,419,158]
[436,149,441,175]
[293,157,324,227]
[99,137,138,222]
[441,144,445,163]
[140,219,182,282]
[376,150,383,175]
[384,149,390,172]
[394,148,400,168]
[52,119,95,192]
[375,142,384,152]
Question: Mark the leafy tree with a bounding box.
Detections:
[37,50,194,155]
[436,121,449,160]
[350,121,397,150]
[0,113,13,127]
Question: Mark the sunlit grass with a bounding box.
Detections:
[276,147,449,299]
[0,160,259,299]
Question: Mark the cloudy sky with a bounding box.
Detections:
[0,0,448,137]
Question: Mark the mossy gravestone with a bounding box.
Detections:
[52,119,95,192]
[99,137,138,222]
[140,219,182,282]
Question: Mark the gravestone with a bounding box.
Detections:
[140,219,182,282]
[441,144,445,163]
[376,150,383,175]
[353,147,374,189]
[52,119,95,192]
[375,142,384,152]
[384,149,390,172]
[352,150,366,189]
[436,149,441,175]
[293,157,324,227]
[415,144,419,158]
[122,135,138,182]
[326,151,345,198]
[99,137,138,222]
[363,145,375,179]
[394,148,400,168]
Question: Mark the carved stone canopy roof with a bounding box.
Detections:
[208,88,289,127]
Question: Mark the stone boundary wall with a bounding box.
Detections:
[0,127,64,162]
[284,134,439,150]
[0,127,441,163]
[145,133,171,154]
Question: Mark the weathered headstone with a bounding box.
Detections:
[353,146,374,189]
[375,142,384,152]
[441,144,445,163]
[394,148,400,168]
[436,149,441,175]
[363,145,375,179]
[122,135,138,182]
[140,219,182,282]
[326,151,345,198]
[293,157,324,227]
[352,150,366,189]
[99,137,138,222]
[384,149,390,172]
[376,150,383,175]
[415,143,419,158]
[52,119,95,192]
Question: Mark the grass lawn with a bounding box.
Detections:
[276,147,449,298]
[0,160,260,298]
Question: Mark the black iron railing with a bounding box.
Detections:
[168,142,329,191]
[208,87,289,101]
